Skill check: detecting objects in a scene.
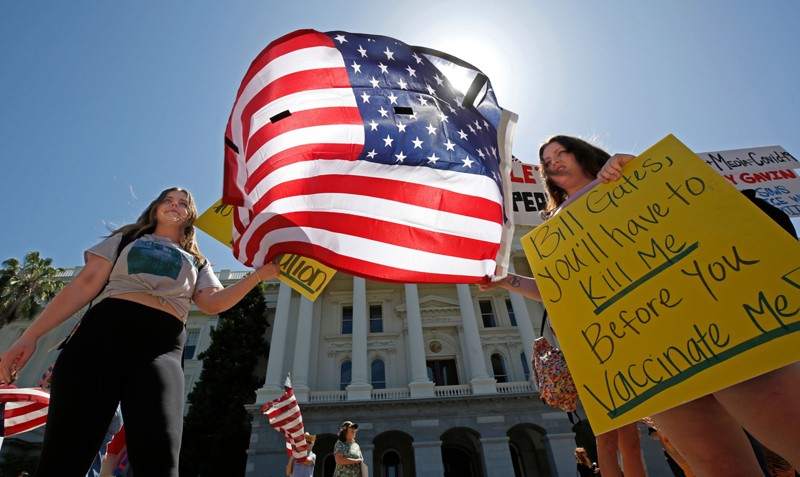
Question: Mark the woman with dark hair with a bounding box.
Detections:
[482,135,800,477]
[0,187,280,477]
[333,421,364,477]
[485,136,645,477]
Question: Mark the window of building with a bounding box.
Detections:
[382,450,402,477]
[342,305,353,334]
[491,353,508,383]
[371,358,386,389]
[505,298,517,326]
[426,359,459,386]
[184,330,200,360]
[479,300,497,327]
[340,360,352,391]
[520,352,531,381]
[369,304,383,333]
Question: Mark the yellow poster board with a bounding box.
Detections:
[195,199,336,301]
[522,135,800,434]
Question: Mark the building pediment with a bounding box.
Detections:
[396,294,461,319]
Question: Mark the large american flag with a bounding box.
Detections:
[0,385,50,437]
[223,29,516,283]
[262,375,309,462]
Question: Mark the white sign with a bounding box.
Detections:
[696,146,800,217]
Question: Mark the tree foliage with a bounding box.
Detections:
[180,281,270,477]
[0,251,64,326]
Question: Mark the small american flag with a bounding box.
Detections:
[262,375,309,462]
[0,385,50,437]
[224,29,516,283]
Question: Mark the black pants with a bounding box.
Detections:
[35,298,186,477]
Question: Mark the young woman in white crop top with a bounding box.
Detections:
[0,187,279,477]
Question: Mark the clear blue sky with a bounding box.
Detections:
[2,1,798,271]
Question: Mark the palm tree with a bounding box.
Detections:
[0,251,65,326]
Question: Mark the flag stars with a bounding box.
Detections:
[425,84,436,95]
[396,122,407,132]
[412,52,423,64]
[418,96,429,106]
[462,156,474,168]
[367,149,378,159]
[397,79,408,90]
[468,124,476,134]
[438,112,448,123]
[357,45,368,57]
[383,135,394,147]
[378,62,389,74]
[433,74,444,86]
[411,137,424,148]
[458,129,468,140]
[334,34,347,44]
[477,149,486,158]
[395,151,407,163]
[427,153,440,164]
[444,139,456,151]
[426,124,437,135]
[383,47,395,60]
[360,92,370,103]
[387,92,398,104]
[350,61,362,73]
[474,120,483,130]
[405,65,417,77]
[368,120,379,131]
[377,107,389,117]
[369,77,381,88]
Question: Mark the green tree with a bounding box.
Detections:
[179,281,270,477]
[0,251,64,326]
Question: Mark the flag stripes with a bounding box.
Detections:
[0,386,50,437]
[263,379,309,462]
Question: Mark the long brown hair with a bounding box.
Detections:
[538,135,611,216]
[110,187,205,263]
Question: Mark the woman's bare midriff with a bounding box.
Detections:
[111,292,185,322]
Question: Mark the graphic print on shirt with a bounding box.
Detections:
[127,240,183,279]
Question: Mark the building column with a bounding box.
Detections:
[347,276,372,400]
[361,444,374,475]
[455,284,496,394]
[507,259,538,381]
[545,432,579,477]
[256,282,293,404]
[405,283,435,398]
[480,436,515,477]
[291,296,314,402]
[413,441,446,477]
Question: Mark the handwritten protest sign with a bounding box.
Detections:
[195,199,336,301]
[522,134,800,434]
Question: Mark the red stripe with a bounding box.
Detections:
[5,402,47,418]
[251,174,502,222]
[251,212,499,260]
[4,413,48,437]
[263,242,488,283]
[236,30,334,101]
[245,144,362,195]
[240,68,352,155]
[245,105,363,164]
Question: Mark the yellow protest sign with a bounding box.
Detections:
[522,134,800,434]
[194,199,336,301]
[195,199,236,247]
